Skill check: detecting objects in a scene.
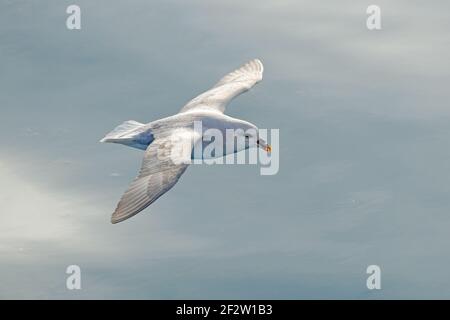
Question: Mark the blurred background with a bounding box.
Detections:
[1,0,450,298]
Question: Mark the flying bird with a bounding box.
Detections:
[101,59,270,224]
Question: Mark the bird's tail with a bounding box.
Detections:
[100,120,145,143]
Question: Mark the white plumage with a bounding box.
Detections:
[101,59,266,224]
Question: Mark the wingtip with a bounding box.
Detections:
[255,58,264,73]
[110,213,121,224]
[250,57,262,64]
[110,205,132,224]
[248,58,263,78]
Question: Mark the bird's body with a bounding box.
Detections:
[101,59,270,223]
[102,110,258,157]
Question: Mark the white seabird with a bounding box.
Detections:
[101,59,271,224]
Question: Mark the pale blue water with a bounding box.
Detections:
[1,0,450,299]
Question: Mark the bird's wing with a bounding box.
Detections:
[179,59,264,114]
[111,129,201,224]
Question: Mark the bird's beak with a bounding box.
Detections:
[257,139,272,153]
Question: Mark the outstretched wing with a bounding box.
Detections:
[179,59,264,114]
[111,129,200,224]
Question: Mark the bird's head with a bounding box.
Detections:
[235,121,272,153]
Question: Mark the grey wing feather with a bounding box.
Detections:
[179,59,264,114]
[111,131,198,224]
